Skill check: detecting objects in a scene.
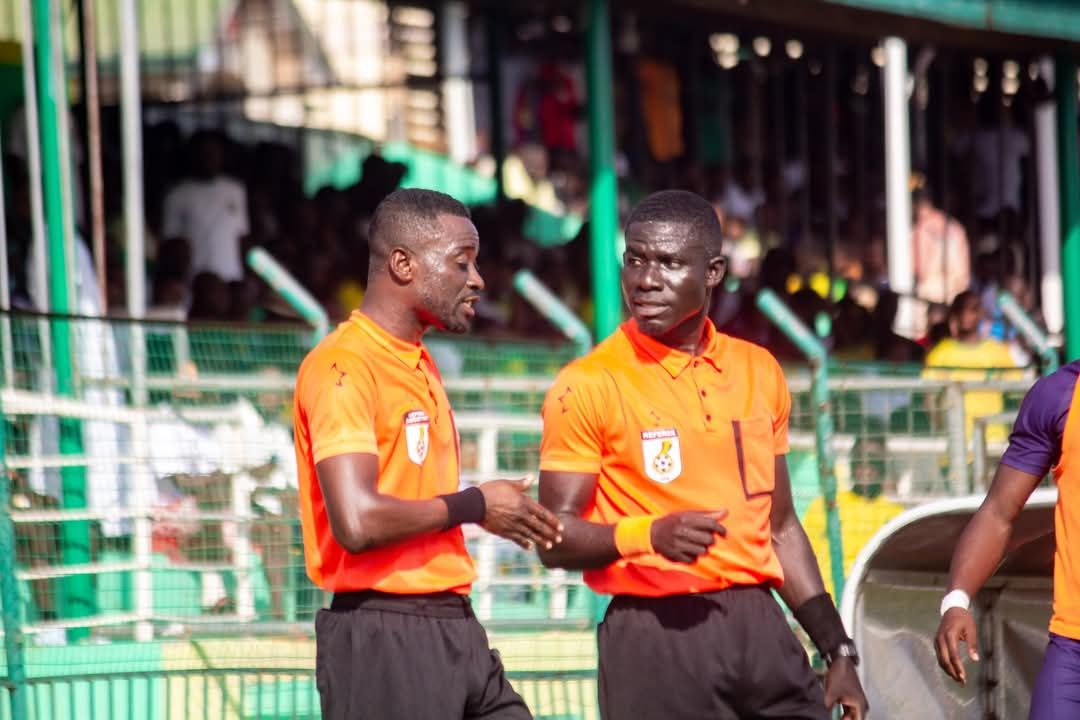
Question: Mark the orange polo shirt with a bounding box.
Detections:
[1052,378,1080,639]
[293,311,474,594]
[540,319,789,597]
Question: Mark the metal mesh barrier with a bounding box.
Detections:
[0,310,1041,718]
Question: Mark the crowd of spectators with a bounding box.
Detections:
[0,85,1049,381]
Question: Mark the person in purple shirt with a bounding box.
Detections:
[935,359,1080,719]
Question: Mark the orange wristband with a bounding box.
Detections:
[614,516,656,558]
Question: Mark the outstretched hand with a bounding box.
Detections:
[824,657,869,719]
[650,510,728,564]
[935,607,979,686]
[478,475,563,550]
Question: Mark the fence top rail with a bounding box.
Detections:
[0,389,260,424]
[16,668,319,684]
[10,666,598,685]
[4,375,1040,418]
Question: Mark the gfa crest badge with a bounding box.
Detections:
[641,428,681,484]
[404,410,430,465]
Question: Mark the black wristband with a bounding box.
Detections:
[792,593,851,662]
[439,486,486,529]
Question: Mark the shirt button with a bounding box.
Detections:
[705,414,712,422]
[700,390,707,398]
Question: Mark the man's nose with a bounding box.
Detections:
[468,263,485,291]
[638,263,662,289]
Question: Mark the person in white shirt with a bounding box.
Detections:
[162,131,249,282]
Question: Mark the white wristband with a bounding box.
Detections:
[940,589,971,617]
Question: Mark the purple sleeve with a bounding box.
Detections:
[999,363,1079,476]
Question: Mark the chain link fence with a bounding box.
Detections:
[0,310,1043,719]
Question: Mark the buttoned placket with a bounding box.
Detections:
[419,356,441,428]
[690,358,723,432]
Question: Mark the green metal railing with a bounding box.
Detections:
[0,667,598,720]
[0,474,27,720]
[246,248,329,346]
[756,289,845,602]
[998,291,1059,374]
[0,307,1048,720]
[511,270,593,358]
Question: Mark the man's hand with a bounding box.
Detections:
[478,475,563,550]
[935,607,979,685]
[649,510,728,564]
[824,657,869,719]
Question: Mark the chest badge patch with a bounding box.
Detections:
[641,428,682,484]
[404,410,430,465]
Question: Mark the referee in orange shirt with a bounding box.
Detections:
[294,189,562,719]
[538,191,868,719]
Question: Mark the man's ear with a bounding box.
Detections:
[706,254,727,290]
[388,248,413,284]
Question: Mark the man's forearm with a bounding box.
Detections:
[774,517,854,664]
[773,516,829,609]
[947,507,1012,595]
[538,514,622,570]
[333,495,450,554]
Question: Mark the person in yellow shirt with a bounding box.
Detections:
[802,432,905,599]
[923,291,1023,445]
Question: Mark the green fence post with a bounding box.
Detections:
[0,468,28,720]
[1057,52,1080,362]
[33,0,94,632]
[585,0,621,341]
[998,291,1059,375]
[511,270,593,357]
[246,248,330,346]
[581,0,620,622]
[485,10,505,203]
[756,289,845,602]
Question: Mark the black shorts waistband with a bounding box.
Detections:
[609,584,771,609]
[330,589,473,618]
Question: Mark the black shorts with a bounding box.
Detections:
[597,585,828,720]
[315,590,531,720]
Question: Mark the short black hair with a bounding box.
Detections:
[368,188,471,262]
[948,290,981,319]
[625,190,724,257]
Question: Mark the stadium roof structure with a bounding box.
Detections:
[827,0,1080,44]
[487,0,1080,51]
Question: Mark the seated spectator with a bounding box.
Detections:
[912,176,970,309]
[801,430,906,599]
[923,290,1022,445]
[503,143,565,215]
[148,237,192,319]
[147,277,189,321]
[188,272,231,320]
[833,297,874,362]
[9,470,60,628]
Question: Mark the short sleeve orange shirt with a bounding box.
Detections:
[1052,376,1080,639]
[540,319,790,597]
[293,311,474,594]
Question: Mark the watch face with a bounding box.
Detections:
[828,641,859,666]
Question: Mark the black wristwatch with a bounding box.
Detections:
[824,640,859,667]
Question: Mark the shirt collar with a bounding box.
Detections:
[623,318,724,378]
[349,311,426,369]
